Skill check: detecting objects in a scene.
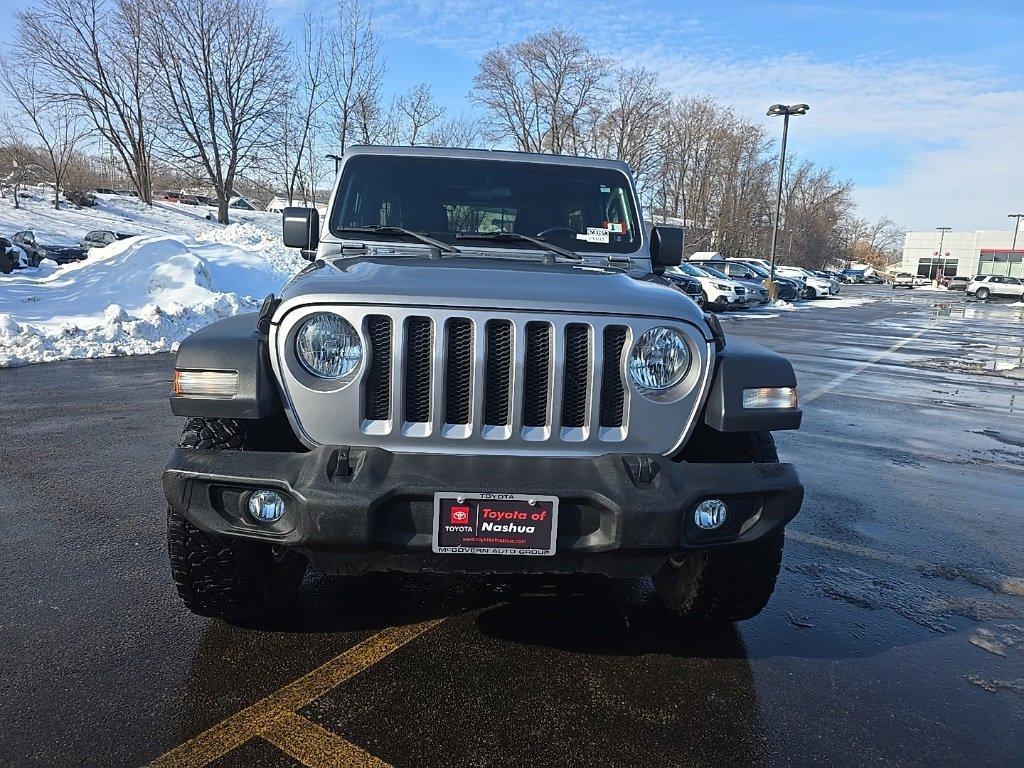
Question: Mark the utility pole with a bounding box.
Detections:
[1009,213,1024,254]
[766,104,809,300]
[936,226,951,283]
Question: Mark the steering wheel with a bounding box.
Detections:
[535,226,577,238]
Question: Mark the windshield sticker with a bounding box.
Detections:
[604,221,625,234]
[599,185,611,193]
[576,227,610,244]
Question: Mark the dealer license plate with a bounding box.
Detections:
[432,493,558,556]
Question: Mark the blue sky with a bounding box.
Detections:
[2,0,1021,230]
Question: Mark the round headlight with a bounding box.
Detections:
[295,313,362,379]
[628,327,691,392]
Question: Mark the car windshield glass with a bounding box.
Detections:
[700,265,729,279]
[330,155,640,254]
[742,263,769,277]
[674,262,708,277]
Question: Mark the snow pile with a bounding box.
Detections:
[0,233,305,367]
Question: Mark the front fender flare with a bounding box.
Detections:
[702,338,802,432]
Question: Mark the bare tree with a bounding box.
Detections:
[395,83,445,146]
[148,0,289,223]
[424,113,484,148]
[0,139,45,209]
[280,3,333,204]
[472,28,609,155]
[0,60,91,209]
[16,0,156,202]
[330,0,385,153]
[585,66,669,198]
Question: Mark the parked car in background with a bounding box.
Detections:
[862,275,884,284]
[689,258,775,304]
[667,262,755,310]
[967,275,1024,300]
[841,269,866,283]
[774,266,834,298]
[941,275,970,291]
[892,272,914,289]
[11,230,87,267]
[80,230,135,251]
[94,187,118,195]
[663,272,705,307]
[0,236,19,274]
[723,259,803,302]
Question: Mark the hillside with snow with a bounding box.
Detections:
[0,193,305,367]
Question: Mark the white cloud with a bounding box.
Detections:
[368,1,1022,230]
[634,49,1024,230]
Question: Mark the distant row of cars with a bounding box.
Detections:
[890,271,1024,300]
[663,256,842,310]
[0,229,134,273]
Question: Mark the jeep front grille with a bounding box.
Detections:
[274,306,714,457]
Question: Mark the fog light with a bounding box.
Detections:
[695,499,728,530]
[248,489,285,523]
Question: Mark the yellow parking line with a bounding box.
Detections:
[148,618,443,768]
[262,710,392,768]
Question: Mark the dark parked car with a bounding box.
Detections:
[11,230,87,267]
[0,237,19,274]
[663,271,705,307]
[81,230,135,251]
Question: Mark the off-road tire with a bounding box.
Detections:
[975,287,990,300]
[167,417,307,623]
[656,429,784,622]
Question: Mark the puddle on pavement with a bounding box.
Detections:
[788,562,1023,633]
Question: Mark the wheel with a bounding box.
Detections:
[167,417,307,624]
[975,287,990,300]
[29,252,40,268]
[804,287,816,299]
[655,429,785,622]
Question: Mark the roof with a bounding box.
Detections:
[342,144,634,174]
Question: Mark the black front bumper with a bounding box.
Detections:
[163,447,803,576]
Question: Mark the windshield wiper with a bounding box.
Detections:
[455,231,582,261]
[337,225,461,254]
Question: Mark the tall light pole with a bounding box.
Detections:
[935,226,951,282]
[766,103,809,300]
[326,153,343,175]
[1009,213,1024,254]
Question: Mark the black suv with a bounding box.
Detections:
[11,230,87,267]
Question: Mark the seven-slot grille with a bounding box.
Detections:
[362,314,628,441]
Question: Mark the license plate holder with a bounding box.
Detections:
[432,493,558,556]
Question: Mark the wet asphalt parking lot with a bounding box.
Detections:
[2,284,1023,767]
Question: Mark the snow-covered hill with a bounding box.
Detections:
[0,193,306,367]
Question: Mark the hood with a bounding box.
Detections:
[277,256,709,333]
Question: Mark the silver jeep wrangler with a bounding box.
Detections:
[164,146,804,624]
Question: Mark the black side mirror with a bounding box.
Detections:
[282,206,320,257]
[650,225,684,272]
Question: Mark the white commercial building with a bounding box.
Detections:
[900,220,1024,280]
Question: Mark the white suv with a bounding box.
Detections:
[774,266,834,298]
[667,262,756,309]
[967,275,1024,300]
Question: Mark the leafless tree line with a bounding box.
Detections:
[472,28,903,267]
[0,3,903,261]
[1,0,469,222]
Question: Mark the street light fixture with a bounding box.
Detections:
[326,153,343,174]
[766,104,809,300]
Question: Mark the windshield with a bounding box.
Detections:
[741,262,770,277]
[330,155,640,254]
[699,265,729,280]
[673,262,709,278]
